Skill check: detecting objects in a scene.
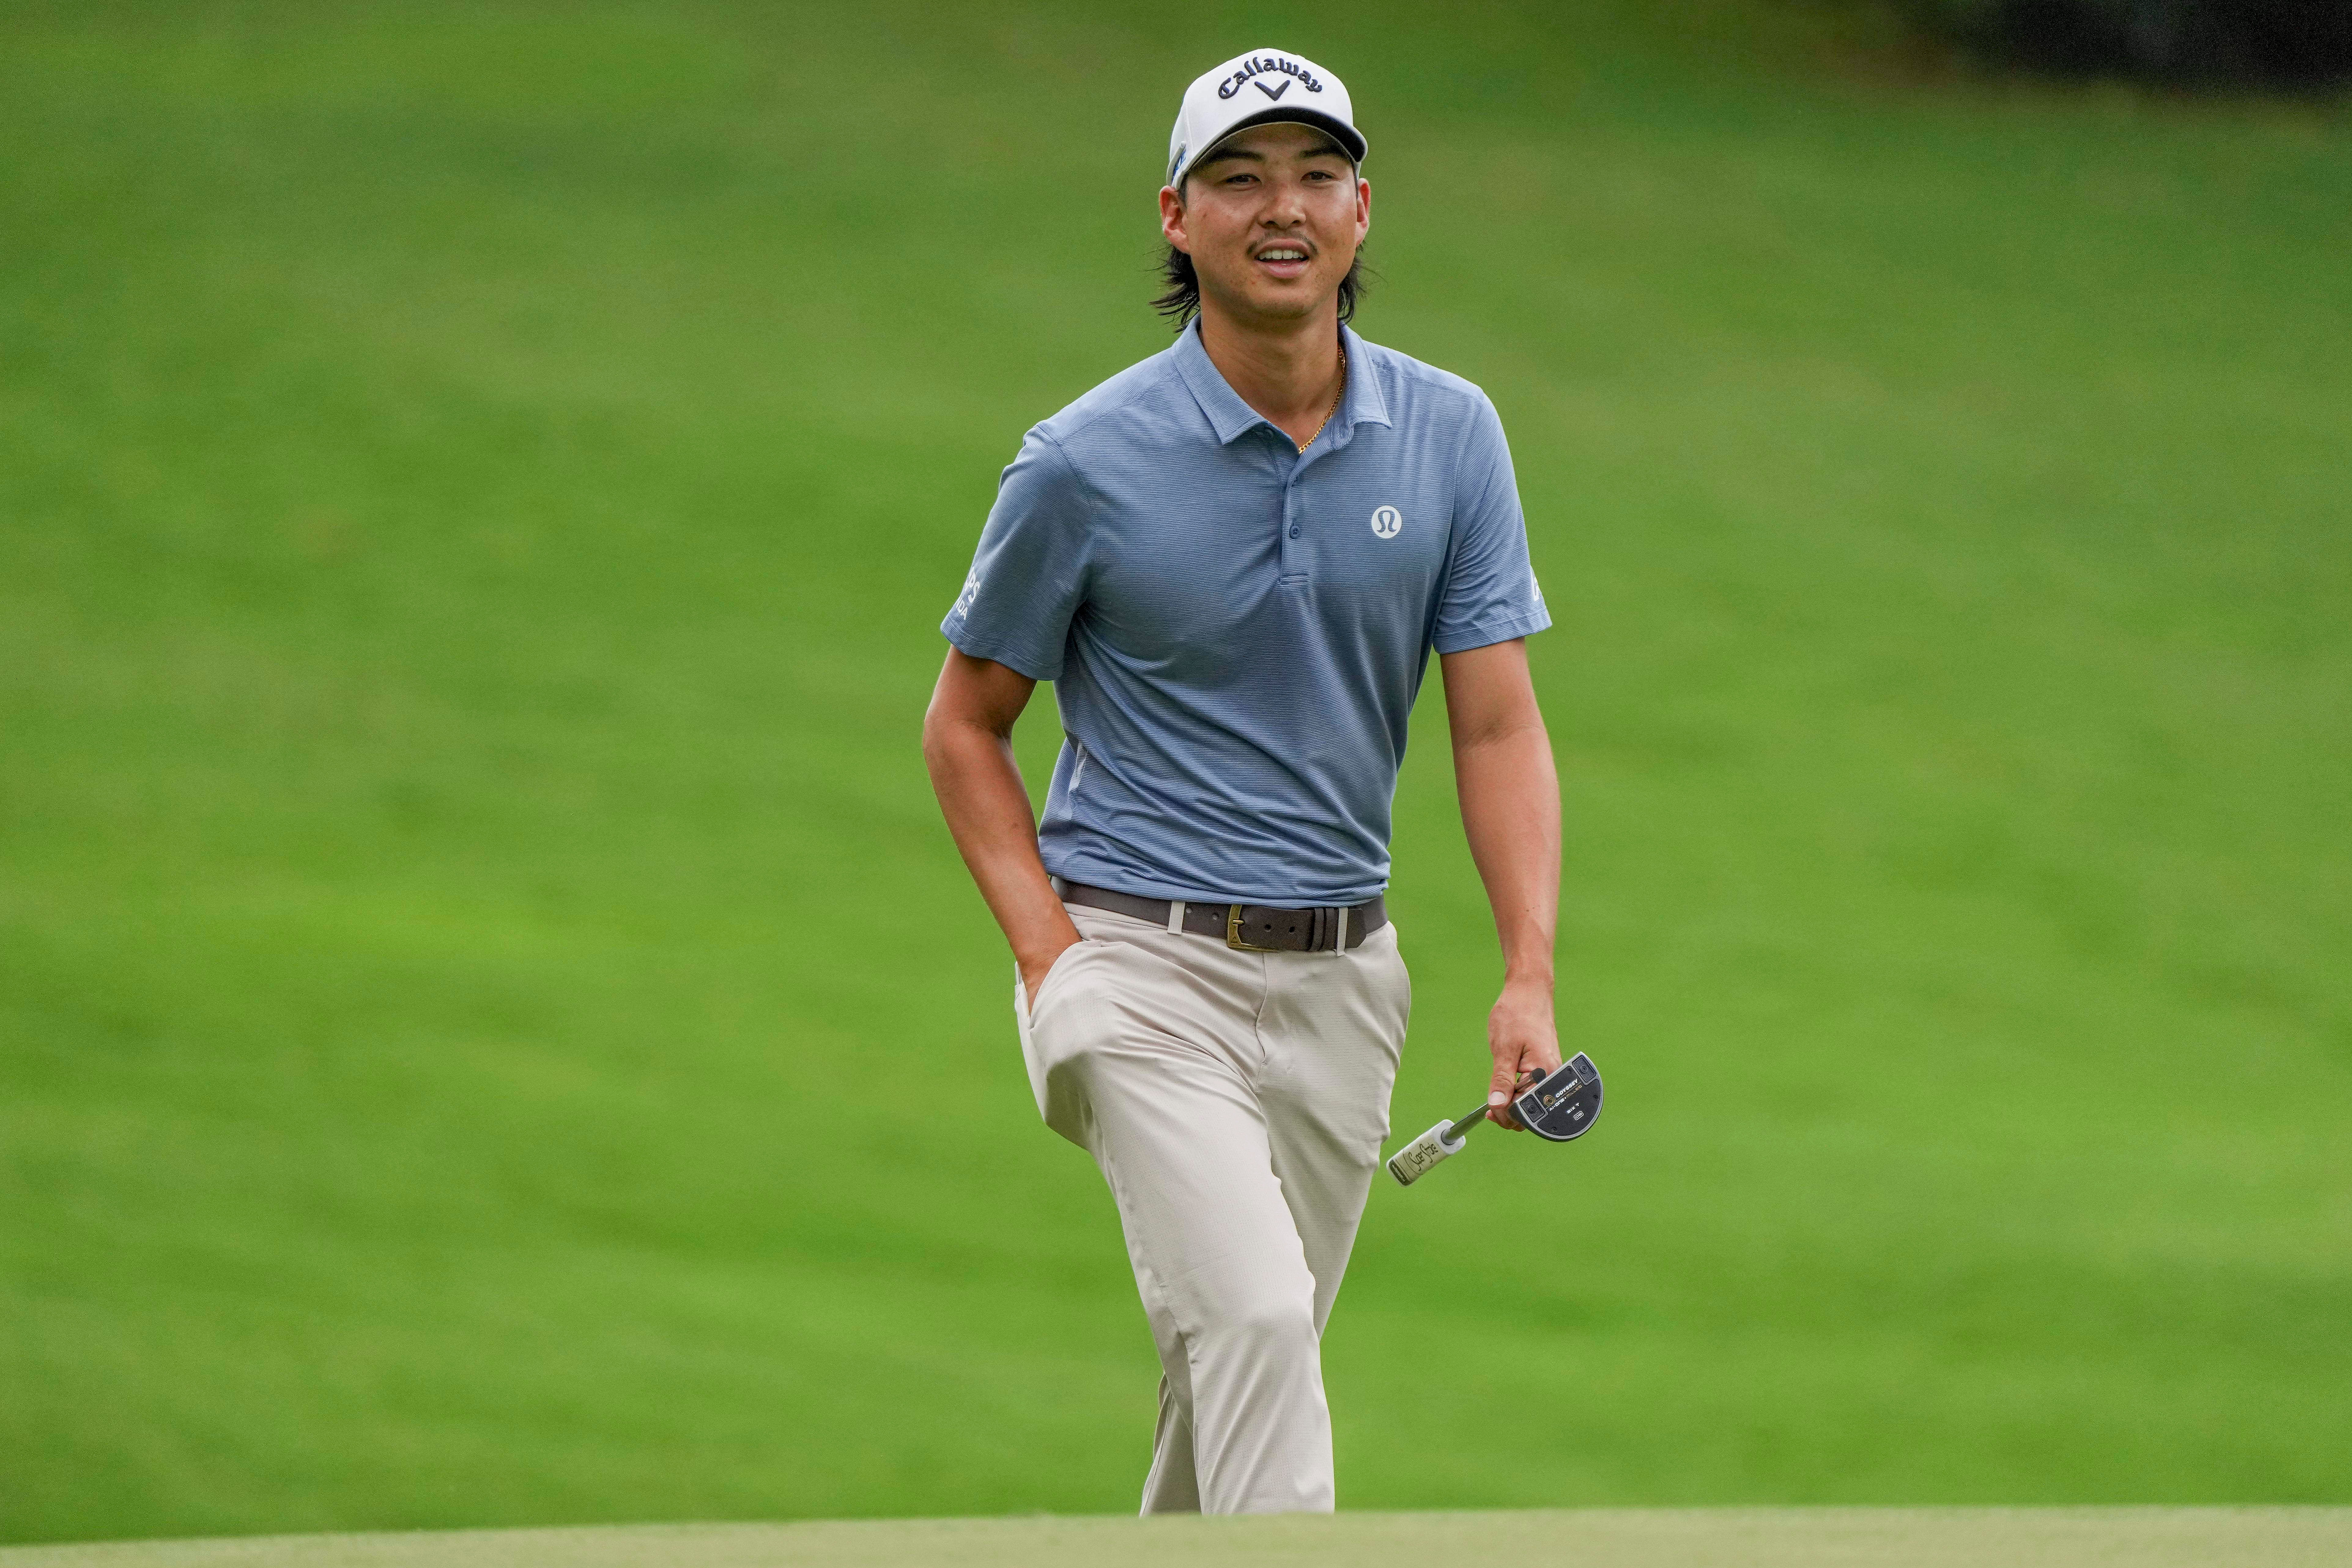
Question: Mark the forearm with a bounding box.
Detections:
[1454,720,1561,988]
[921,715,1081,976]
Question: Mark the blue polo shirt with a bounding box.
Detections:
[943,319,1549,905]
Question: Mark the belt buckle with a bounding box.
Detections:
[1225,903,1280,952]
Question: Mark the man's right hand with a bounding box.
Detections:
[1020,935,1083,1009]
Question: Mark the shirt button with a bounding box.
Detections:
[1288,526,1301,538]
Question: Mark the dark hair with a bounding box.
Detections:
[1151,242,1367,330]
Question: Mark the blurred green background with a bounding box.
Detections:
[3,0,2348,1546]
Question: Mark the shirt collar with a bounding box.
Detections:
[1173,317,1393,452]
[1332,321,1392,449]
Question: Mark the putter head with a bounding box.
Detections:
[1511,1052,1602,1142]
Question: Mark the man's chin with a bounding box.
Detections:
[1207,277,1332,325]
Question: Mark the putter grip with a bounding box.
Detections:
[1386,1122,1465,1187]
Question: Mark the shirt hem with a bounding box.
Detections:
[1045,864,1391,908]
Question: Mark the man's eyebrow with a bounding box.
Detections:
[1197,140,1350,175]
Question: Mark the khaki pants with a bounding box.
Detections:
[1013,901,1411,1514]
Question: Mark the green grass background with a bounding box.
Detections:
[3,0,2347,1546]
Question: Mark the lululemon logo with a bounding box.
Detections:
[1370,505,1402,539]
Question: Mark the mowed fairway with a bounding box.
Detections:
[7,1511,2352,1568]
[3,0,2349,1548]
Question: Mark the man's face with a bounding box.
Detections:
[1160,122,1370,327]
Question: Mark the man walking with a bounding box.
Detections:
[923,47,1561,1514]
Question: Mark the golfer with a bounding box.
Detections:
[923,47,1560,1514]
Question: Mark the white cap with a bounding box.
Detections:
[1165,48,1366,191]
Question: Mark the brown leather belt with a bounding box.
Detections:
[1053,877,1385,953]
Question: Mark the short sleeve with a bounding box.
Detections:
[1432,393,1552,655]
[940,428,1093,680]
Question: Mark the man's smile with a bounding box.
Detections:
[1252,239,1313,279]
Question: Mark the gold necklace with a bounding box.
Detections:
[1296,347,1347,453]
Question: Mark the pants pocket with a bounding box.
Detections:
[1016,940,1105,1147]
[1013,940,1099,1131]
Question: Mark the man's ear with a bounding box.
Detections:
[1159,185,1189,251]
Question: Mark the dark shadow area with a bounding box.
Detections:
[1920,0,2352,87]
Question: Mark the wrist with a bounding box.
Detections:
[1017,932,1080,974]
[1501,965,1555,993]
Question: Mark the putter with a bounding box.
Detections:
[1385,1052,1603,1186]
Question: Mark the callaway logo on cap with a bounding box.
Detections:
[1166,48,1367,190]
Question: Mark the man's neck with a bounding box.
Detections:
[1196,302,1346,452]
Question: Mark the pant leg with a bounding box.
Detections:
[1015,908,1329,1514]
[1142,1369,1200,1513]
[1256,921,1412,1334]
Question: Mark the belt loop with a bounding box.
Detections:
[1332,904,1348,958]
[1166,898,1186,936]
